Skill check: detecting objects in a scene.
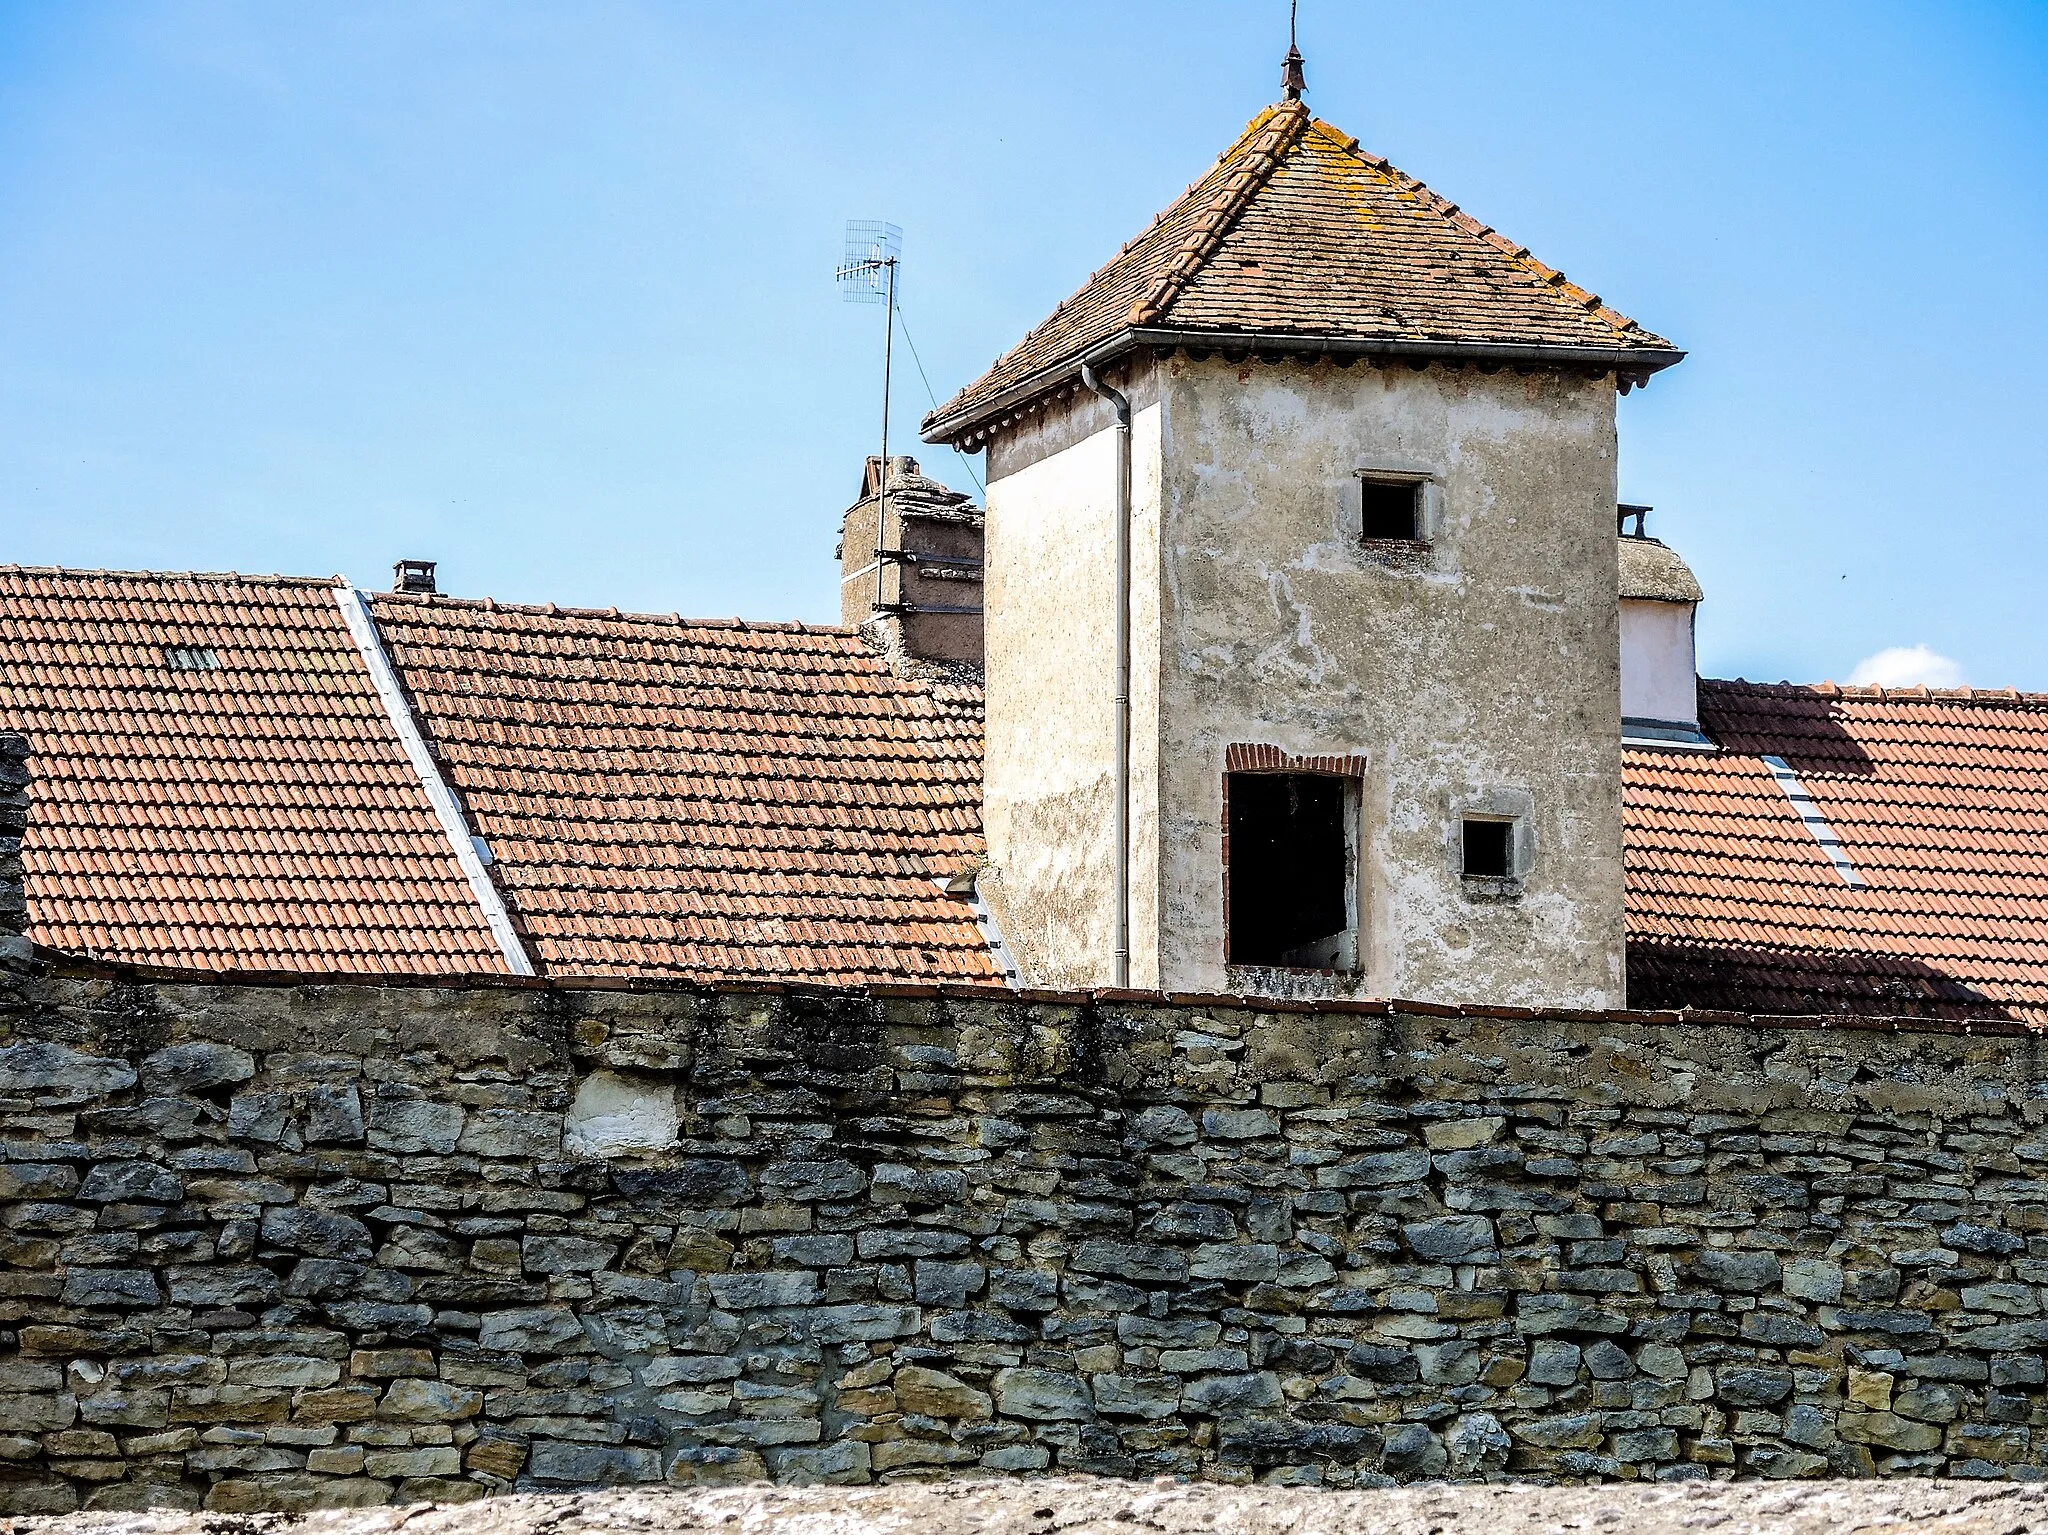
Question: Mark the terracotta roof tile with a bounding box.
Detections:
[926,103,1679,443]
[364,593,999,987]
[1623,680,2048,1024]
[0,567,510,975]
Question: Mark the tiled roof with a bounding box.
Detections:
[1624,680,2048,1024]
[364,594,998,986]
[9,568,2039,1016]
[0,567,511,975]
[926,101,1680,444]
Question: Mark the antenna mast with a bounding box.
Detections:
[836,221,903,615]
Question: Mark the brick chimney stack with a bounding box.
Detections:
[837,456,984,672]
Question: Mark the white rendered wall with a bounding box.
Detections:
[1621,599,1700,728]
[1150,358,1627,1009]
[978,378,1164,988]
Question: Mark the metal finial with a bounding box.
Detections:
[1282,0,1305,101]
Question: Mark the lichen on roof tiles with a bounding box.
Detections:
[926,102,1679,441]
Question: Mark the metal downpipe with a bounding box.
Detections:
[1080,363,1132,989]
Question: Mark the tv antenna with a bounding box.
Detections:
[837,220,901,611]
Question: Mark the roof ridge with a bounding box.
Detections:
[1702,676,2048,709]
[1312,120,1658,346]
[368,588,861,638]
[1129,101,1310,327]
[949,104,1303,398]
[0,564,346,589]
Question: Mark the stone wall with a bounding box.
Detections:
[2,897,2047,1515]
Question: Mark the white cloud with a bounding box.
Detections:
[1848,644,1966,689]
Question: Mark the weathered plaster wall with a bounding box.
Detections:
[4,927,2048,1512]
[980,372,1165,988]
[1152,358,1626,1008]
[1620,602,1698,730]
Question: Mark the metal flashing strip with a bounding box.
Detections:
[334,585,537,976]
[1622,717,1719,753]
[1760,754,1869,890]
[935,878,1020,987]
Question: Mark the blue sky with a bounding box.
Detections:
[2,2,2044,688]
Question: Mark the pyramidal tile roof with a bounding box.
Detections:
[926,101,1681,444]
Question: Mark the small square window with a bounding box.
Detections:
[1462,818,1513,880]
[1360,478,1423,541]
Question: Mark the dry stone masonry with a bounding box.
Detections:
[3,783,2048,1509]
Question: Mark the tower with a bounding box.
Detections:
[924,96,1682,1006]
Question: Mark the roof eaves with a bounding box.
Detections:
[923,327,1687,448]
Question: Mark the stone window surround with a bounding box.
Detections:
[1450,786,1535,901]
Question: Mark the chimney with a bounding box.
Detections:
[393,559,438,595]
[837,455,984,672]
[1617,506,1711,749]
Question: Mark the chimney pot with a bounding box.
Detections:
[393,559,438,595]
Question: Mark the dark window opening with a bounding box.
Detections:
[1360,478,1423,541]
[162,646,220,672]
[1226,772,1351,969]
[1462,818,1514,879]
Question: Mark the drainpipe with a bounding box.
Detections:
[1080,363,1131,989]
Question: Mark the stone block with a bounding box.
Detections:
[707,1270,821,1309]
[892,1365,992,1419]
[768,1439,871,1484]
[477,1307,588,1354]
[521,1234,620,1274]
[1836,1411,1943,1452]
[1684,1249,1781,1292]
[459,1109,561,1160]
[166,1265,281,1308]
[994,1367,1092,1420]
[228,1356,340,1389]
[0,1042,134,1097]
[77,1161,182,1203]
[0,1164,77,1200]
[870,1163,967,1204]
[305,1085,365,1143]
[913,1259,985,1306]
[378,1378,482,1422]
[0,1393,76,1432]
[1071,1238,1189,1285]
[808,1304,920,1343]
[57,1265,160,1309]
[1403,1215,1497,1263]
[361,1447,462,1478]
[1189,1242,1279,1283]
[1424,1116,1505,1150]
[139,1041,253,1096]
[261,1207,374,1262]
[366,1094,464,1155]
[1715,1367,1794,1407]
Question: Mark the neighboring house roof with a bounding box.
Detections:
[1626,680,2048,1025]
[362,592,994,985]
[925,101,1681,446]
[8,569,2043,1017]
[0,567,511,975]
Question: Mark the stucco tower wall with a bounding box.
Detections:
[1153,357,1626,1007]
[981,368,1164,988]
